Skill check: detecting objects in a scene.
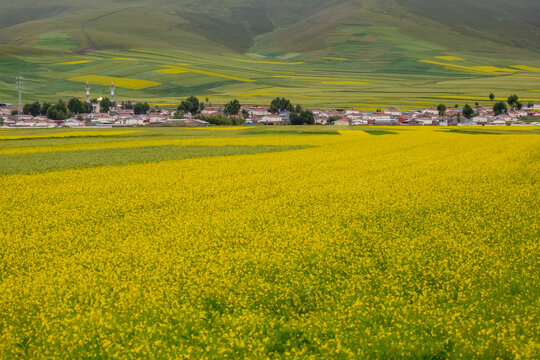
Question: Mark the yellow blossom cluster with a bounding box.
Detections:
[0,127,538,358]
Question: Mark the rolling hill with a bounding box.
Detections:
[0,0,539,108]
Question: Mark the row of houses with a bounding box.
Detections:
[1,103,540,128]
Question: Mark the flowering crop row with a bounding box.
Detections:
[0,128,538,358]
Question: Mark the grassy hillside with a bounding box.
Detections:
[0,0,538,108]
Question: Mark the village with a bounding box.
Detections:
[1,82,539,128]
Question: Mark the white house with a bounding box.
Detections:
[383,107,402,116]
[260,115,284,124]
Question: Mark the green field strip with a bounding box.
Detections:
[0,145,309,175]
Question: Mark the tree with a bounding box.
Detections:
[437,104,447,117]
[454,104,459,109]
[133,102,150,115]
[81,102,92,114]
[223,99,241,116]
[40,103,51,115]
[462,104,474,119]
[122,101,133,110]
[198,114,245,126]
[100,97,113,113]
[23,102,41,117]
[515,101,523,110]
[294,104,302,113]
[290,110,314,125]
[269,97,293,114]
[328,115,340,125]
[241,109,249,119]
[475,102,479,107]
[46,100,69,120]
[493,101,508,115]
[68,98,84,114]
[489,93,495,105]
[528,102,534,109]
[11,110,18,115]
[178,96,202,115]
[507,94,519,109]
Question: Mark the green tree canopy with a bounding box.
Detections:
[223,99,241,116]
[40,103,51,116]
[493,101,508,115]
[290,110,314,125]
[507,94,519,109]
[178,96,203,115]
[47,100,69,120]
[68,98,84,114]
[437,104,447,117]
[134,102,150,115]
[100,97,113,113]
[462,104,474,119]
[270,97,293,114]
[23,102,41,117]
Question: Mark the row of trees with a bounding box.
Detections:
[436,103,475,119]
[19,98,153,120]
[176,96,244,117]
[436,94,532,120]
[20,101,71,120]
[176,96,315,125]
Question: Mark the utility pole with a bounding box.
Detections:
[16,76,23,115]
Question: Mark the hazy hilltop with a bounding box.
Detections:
[0,0,539,57]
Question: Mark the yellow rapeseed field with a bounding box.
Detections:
[418,60,518,74]
[154,66,254,82]
[0,130,144,141]
[69,75,161,90]
[0,127,538,358]
[56,60,95,65]
[434,56,465,61]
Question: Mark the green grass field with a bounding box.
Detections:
[1,47,539,110]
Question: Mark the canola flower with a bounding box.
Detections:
[434,56,465,61]
[0,127,538,358]
[511,65,540,72]
[69,75,161,90]
[154,66,254,82]
[56,60,95,65]
[0,130,144,141]
[323,57,349,61]
[419,60,518,74]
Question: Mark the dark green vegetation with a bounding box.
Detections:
[0,0,539,108]
[0,145,307,175]
[0,126,348,174]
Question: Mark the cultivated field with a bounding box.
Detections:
[1,48,539,110]
[0,126,538,358]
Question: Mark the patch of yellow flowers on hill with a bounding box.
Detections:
[0,128,538,358]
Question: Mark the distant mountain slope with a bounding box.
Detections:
[0,0,538,57]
